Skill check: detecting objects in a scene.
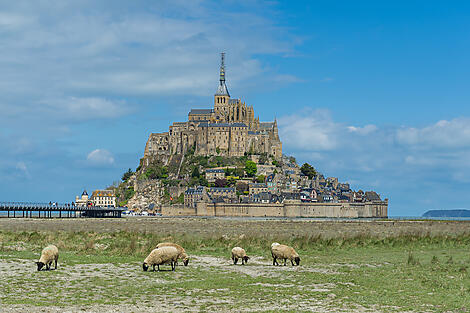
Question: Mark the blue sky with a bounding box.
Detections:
[1,0,469,216]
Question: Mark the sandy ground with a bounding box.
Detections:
[0,217,468,238]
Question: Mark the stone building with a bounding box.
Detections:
[144,53,282,162]
[184,186,207,208]
[75,190,90,207]
[249,183,268,195]
[90,190,116,207]
[205,169,225,183]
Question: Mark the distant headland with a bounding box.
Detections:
[422,209,470,218]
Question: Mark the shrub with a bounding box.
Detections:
[122,168,133,182]
[245,160,257,177]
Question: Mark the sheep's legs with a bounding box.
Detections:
[233,258,238,265]
[291,259,294,266]
[241,258,244,265]
[273,257,278,266]
[55,258,58,270]
[154,265,157,272]
[171,261,175,271]
[283,259,287,266]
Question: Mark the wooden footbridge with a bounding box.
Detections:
[0,202,125,218]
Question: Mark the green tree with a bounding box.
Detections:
[236,182,249,193]
[122,168,133,182]
[216,147,221,154]
[300,163,317,179]
[234,167,245,177]
[199,176,208,187]
[245,160,257,177]
[191,166,200,178]
[175,193,184,204]
[145,165,168,179]
[256,175,266,183]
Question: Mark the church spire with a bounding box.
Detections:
[220,52,226,82]
[215,52,230,97]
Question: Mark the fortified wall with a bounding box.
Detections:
[162,200,388,218]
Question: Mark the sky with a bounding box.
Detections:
[1,0,469,216]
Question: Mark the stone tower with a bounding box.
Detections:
[214,52,230,119]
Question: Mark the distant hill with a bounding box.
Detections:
[422,209,470,218]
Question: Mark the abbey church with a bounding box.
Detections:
[144,53,283,160]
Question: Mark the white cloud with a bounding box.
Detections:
[396,118,470,148]
[86,149,115,166]
[347,124,377,135]
[279,108,470,194]
[40,97,131,121]
[278,109,340,151]
[0,1,297,102]
[15,161,31,179]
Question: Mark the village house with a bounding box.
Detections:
[74,190,90,207]
[90,190,116,207]
[249,183,268,195]
[184,186,207,208]
[205,169,225,183]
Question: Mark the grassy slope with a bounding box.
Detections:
[1,228,470,312]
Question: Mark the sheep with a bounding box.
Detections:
[156,242,189,266]
[231,247,250,265]
[143,246,179,272]
[36,245,59,271]
[271,244,300,266]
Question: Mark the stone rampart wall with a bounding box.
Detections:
[162,200,388,218]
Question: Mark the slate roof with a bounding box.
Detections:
[189,109,214,115]
[365,191,381,201]
[206,169,225,173]
[199,122,247,128]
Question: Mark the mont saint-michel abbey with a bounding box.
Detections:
[144,53,282,160]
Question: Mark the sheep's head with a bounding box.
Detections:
[294,256,300,266]
[183,258,189,266]
[243,256,250,263]
[35,261,45,271]
[142,263,149,271]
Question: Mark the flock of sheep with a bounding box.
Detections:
[35,242,301,272]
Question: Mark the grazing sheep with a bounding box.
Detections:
[271,244,300,266]
[143,246,179,272]
[231,247,250,265]
[36,245,59,271]
[156,242,189,266]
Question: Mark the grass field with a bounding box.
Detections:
[1,218,470,312]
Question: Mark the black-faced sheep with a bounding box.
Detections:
[143,246,179,272]
[36,245,59,271]
[271,244,300,266]
[156,242,189,266]
[231,247,250,265]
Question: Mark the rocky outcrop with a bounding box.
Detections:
[126,179,164,212]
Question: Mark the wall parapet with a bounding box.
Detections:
[162,201,388,218]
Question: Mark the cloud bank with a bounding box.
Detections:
[279,109,470,215]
